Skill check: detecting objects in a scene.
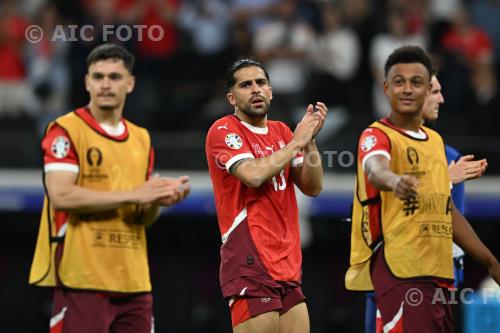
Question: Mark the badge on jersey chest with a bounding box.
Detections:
[51,136,70,159]
[225,133,243,150]
[252,143,264,156]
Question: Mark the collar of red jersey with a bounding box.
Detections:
[240,120,268,134]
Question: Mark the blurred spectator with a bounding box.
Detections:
[344,0,374,29]
[21,0,48,18]
[116,0,181,59]
[436,5,494,135]
[441,6,493,68]
[427,0,461,55]
[231,0,279,33]
[80,0,180,55]
[253,0,315,126]
[429,0,462,22]
[25,3,69,134]
[473,64,500,135]
[228,17,254,62]
[401,0,429,35]
[179,0,230,57]
[309,2,361,99]
[177,0,230,91]
[118,0,182,128]
[0,0,30,117]
[200,17,254,129]
[343,0,377,125]
[80,0,120,29]
[470,0,500,70]
[308,1,360,140]
[370,6,426,118]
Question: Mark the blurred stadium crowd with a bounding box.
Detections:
[1,0,500,171]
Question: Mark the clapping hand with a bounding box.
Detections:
[155,175,191,207]
[448,155,487,184]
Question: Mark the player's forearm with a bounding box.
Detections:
[366,167,399,192]
[452,205,499,270]
[236,140,301,187]
[295,141,323,196]
[138,203,161,227]
[48,184,139,213]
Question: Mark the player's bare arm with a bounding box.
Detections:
[45,171,182,213]
[292,139,323,197]
[364,155,419,200]
[293,103,327,197]
[448,155,488,184]
[232,113,318,188]
[451,202,500,284]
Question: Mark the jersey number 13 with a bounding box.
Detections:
[272,170,287,191]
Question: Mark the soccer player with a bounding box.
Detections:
[363,71,489,333]
[205,58,327,333]
[346,45,500,333]
[29,43,190,333]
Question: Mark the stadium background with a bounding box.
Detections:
[1,0,499,332]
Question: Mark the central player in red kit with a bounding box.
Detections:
[205,58,327,333]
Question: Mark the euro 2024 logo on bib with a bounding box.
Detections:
[225,133,243,150]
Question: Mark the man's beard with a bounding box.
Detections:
[240,102,269,118]
[96,93,118,111]
[99,105,116,111]
[98,103,118,111]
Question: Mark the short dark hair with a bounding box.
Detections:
[384,45,432,79]
[226,58,270,91]
[86,43,135,74]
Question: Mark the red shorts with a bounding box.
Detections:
[228,280,306,327]
[371,248,453,333]
[374,283,453,333]
[50,288,153,333]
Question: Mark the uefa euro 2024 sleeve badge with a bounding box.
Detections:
[51,136,70,159]
[361,135,377,152]
[225,133,243,150]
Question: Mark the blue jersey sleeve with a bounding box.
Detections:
[445,145,465,214]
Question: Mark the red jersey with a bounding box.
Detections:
[206,115,302,285]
